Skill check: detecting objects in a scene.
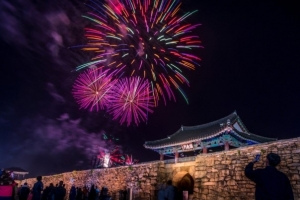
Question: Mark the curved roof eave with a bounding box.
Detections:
[144,111,239,148]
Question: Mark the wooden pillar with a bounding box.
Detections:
[175,151,179,163]
[202,147,207,154]
[224,142,230,151]
[160,153,164,161]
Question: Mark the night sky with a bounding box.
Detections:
[0,1,299,178]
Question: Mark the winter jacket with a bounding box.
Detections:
[245,162,294,200]
[54,186,66,200]
[32,181,43,200]
[19,186,30,200]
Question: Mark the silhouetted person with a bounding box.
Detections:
[32,176,44,200]
[245,153,294,200]
[75,188,83,200]
[69,185,76,200]
[164,180,176,200]
[158,184,165,200]
[95,186,100,200]
[54,181,66,200]
[122,189,127,200]
[88,185,96,200]
[42,186,49,200]
[47,183,55,200]
[19,183,30,200]
[82,187,88,200]
[99,187,108,200]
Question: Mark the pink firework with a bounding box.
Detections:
[125,154,138,165]
[108,77,154,126]
[97,146,124,167]
[72,68,116,111]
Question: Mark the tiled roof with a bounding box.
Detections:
[144,111,276,149]
[232,129,277,143]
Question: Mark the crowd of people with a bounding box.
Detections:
[0,173,114,200]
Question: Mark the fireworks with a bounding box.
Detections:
[125,154,138,165]
[77,0,201,105]
[72,68,116,111]
[97,146,124,167]
[108,77,154,126]
[72,0,202,126]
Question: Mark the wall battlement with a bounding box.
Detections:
[23,137,300,200]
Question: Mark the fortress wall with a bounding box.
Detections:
[191,137,300,199]
[22,137,300,200]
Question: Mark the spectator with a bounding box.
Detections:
[95,187,100,200]
[158,183,165,200]
[122,189,127,200]
[12,182,19,200]
[88,185,96,200]
[54,181,66,200]
[19,183,30,200]
[75,188,83,200]
[245,153,294,200]
[42,187,49,200]
[27,191,33,200]
[82,187,88,200]
[47,183,55,200]
[164,180,176,200]
[69,185,76,200]
[32,176,43,200]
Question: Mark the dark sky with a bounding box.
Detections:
[0,1,299,177]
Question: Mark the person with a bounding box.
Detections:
[69,185,76,200]
[47,183,55,200]
[41,186,49,200]
[54,181,66,200]
[12,182,19,200]
[157,183,165,200]
[95,186,100,200]
[32,176,43,200]
[27,191,33,200]
[164,180,176,200]
[122,189,127,200]
[244,152,294,200]
[88,185,96,200]
[75,188,83,200]
[19,183,30,200]
[82,187,88,200]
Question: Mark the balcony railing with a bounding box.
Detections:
[164,156,196,164]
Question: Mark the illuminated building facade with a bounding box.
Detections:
[144,111,276,162]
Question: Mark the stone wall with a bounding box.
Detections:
[22,137,300,200]
[190,137,300,200]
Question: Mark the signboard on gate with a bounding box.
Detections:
[181,143,194,151]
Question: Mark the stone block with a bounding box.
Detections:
[206,158,215,167]
[226,180,236,186]
[291,174,300,181]
[221,160,232,165]
[292,149,300,153]
[203,182,217,186]
[195,170,207,178]
[196,166,207,171]
[201,188,209,194]
[288,163,300,167]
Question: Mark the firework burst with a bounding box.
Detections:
[72,68,116,111]
[77,0,202,105]
[108,77,154,126]
[97,146,124,167]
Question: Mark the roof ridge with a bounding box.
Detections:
[180,111,238,130]
[233,128,277,140]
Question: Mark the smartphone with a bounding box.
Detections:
[255,154,261,162]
